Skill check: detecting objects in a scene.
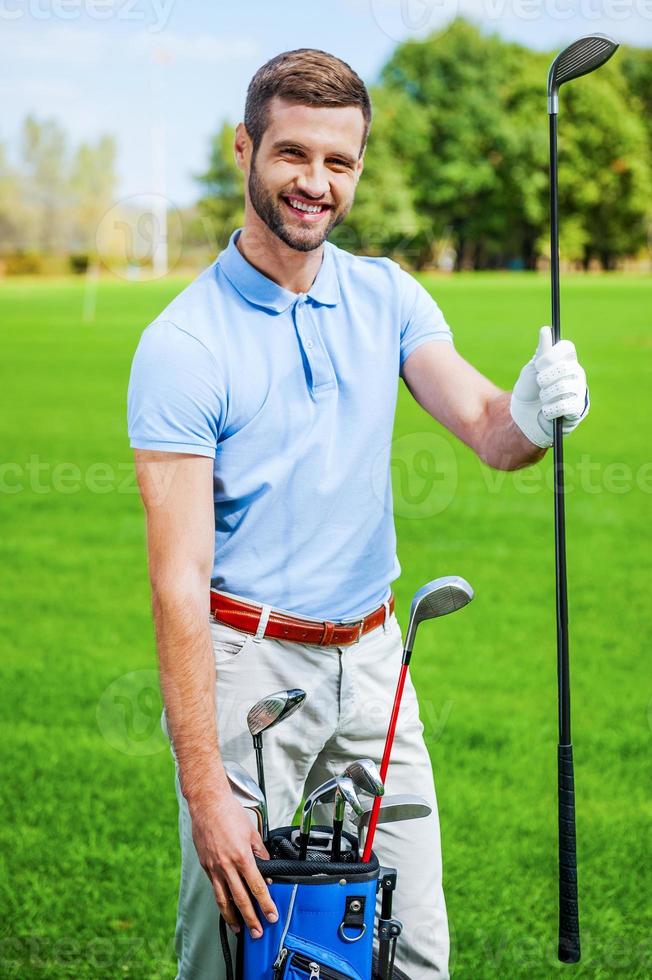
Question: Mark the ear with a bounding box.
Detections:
[234,122,251,172]
[354,152,365,183]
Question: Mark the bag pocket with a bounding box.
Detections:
[274,938,364,980]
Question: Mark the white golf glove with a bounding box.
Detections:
[510,326,589,449]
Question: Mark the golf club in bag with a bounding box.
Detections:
[362,577,474,862]
[547,33,618,965]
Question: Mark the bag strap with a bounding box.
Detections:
[219,914,235,980]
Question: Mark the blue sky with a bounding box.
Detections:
[3,0,651,206]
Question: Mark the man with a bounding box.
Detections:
[127,49,588,979]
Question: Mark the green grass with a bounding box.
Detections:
[1,272,650,978]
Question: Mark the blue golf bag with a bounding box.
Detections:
[220,826,410,980]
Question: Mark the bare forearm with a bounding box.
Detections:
[153,586,228,805]
[476,390,547,471]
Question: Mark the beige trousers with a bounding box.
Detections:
[167,609,450,979]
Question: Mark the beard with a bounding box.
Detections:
[248,158,351,253]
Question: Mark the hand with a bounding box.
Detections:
[510,326,589,448]
[188,787,278,939]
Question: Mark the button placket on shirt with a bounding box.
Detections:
[293,296,336,394]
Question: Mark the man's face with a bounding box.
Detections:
[237,97,365,252]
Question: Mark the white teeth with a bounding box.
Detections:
[288,198,323,214]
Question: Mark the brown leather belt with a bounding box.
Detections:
[210,590,395,647]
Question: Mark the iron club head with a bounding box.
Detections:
[223,761,268,836]
[548,34,619,113]
[356,793,432,849]
[343,758,384,799]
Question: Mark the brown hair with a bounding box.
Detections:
[244,48,372,156]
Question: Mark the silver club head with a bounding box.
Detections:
[223,761,267,834]
[300,776,339,836]
[344,758,384,799]
[355,793,432,848]
[548,34,619,113]
[404,576,474,656]
[334,776,364,824]
[247,689,307,739]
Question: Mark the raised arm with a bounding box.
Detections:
[134,449,277,938]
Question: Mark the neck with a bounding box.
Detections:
[237,208,324,294]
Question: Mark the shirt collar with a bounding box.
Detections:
[217,229,341,313]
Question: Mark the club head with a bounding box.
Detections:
[404,576,474,656]
[247,689,307,739]
[223,761,267,833]
[548,34,619,113]
[334,776,364,822]
[300,776,339,835]
[356,793,432,848]
[344,758,384,799]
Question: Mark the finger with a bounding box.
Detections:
[536,337,577,373]
[251,832,270,861]
[539,378,582,404]
[210,873,241,934]
[242,857,279,925]
[224,867,265,938]
[536,325,553,359]
[541,395,585,421]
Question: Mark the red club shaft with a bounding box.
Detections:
[361,662,409,862]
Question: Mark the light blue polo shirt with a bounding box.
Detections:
[127,230,453,620]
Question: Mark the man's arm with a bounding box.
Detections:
[134,449,277,938]
[402,341,546,471]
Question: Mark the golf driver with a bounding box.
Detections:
[362,576,473,862]
[356,794,432,852]
[223,761,267,839]
[547,33,618,965]
[247,688,306,836]
[331,759,384,861]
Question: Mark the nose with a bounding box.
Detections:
[296,160,330,200]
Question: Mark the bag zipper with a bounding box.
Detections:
[285,951,352,979]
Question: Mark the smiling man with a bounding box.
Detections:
[127,49,589,980]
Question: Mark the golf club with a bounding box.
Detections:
[356,794,432,852]
[247,688,307,836]
[298,776,340,860]
[331,759,384,861]
[328,775,365,862]
[223,761,267,839]
[362,577,473,862]
[547,33,618,965]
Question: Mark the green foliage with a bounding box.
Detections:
[195,122,244,252]
[194,21,651,270]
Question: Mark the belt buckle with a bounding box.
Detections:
[356,619,364,643]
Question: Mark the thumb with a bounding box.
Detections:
[536,325,553,359]
[252,833,270,860]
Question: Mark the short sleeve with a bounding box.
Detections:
[397,266,454,372]
[127,320,225,457]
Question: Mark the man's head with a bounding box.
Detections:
[235,48,371,252]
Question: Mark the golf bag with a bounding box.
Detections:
[220,826,410,980]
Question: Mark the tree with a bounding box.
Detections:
[195,122,244,252]
[69,136,117,257]
[333,85,431,263]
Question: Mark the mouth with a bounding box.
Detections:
[282,194,332,224]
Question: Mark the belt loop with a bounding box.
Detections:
[382,599,391,633]
[254,604,272,643]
